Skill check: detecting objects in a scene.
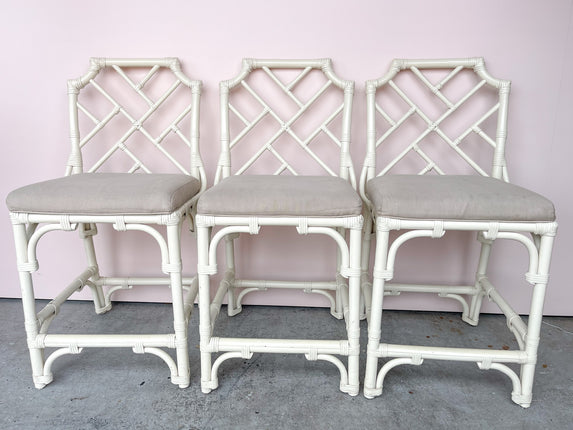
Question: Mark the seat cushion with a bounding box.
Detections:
[6,173,202,215]
[366,175,555,222]
[197,175,362,217]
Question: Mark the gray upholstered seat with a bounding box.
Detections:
[7,173,201,215]
[366,175,555,221]
[198,175,362,217]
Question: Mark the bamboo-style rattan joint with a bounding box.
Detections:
[525,273,549,285]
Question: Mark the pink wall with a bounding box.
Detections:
[1,0,572,315]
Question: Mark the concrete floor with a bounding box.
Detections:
[0,298,572,429]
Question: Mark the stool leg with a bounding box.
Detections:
[364,228,390,398]
[515,233,555,408]
[79,223,108,314]
[346,227,362,396]
[361,212,374,320]
[197,225,215,393]
[465,235,493,326]
[12,222,49,388]
[224,234,241,317]
[167,222,190,388]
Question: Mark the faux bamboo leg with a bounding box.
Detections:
[514,233,555,408]
[333,228,344,319]
[166,222,190,388]
[361,212,374,321]
[346,227,362,396]
[79,223,108,314]
[12,222,48,388]
[364,228,390,399]
[465,235,493,326]
[197,225,214,393]
[225,234,241,316]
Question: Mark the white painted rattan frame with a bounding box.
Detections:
[9,58,205,389]
[197,59,363,395]
[360,58,557,407]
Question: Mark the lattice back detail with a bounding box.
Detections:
[363,58,510,183]
[216,59,355,187]
[66,58,203,181]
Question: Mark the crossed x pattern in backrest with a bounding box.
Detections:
[66,58,202,176]
[217,59,355,184]
[367,58,510,180]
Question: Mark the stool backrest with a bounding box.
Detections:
[361,58,510,197]
[66,58,204,184]
[215,58,356,187]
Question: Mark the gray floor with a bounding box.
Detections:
[0,298,572,429]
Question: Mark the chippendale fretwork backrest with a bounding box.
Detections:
[361,58,511,196]
[66,58,205,184]
[215,58,356,187]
